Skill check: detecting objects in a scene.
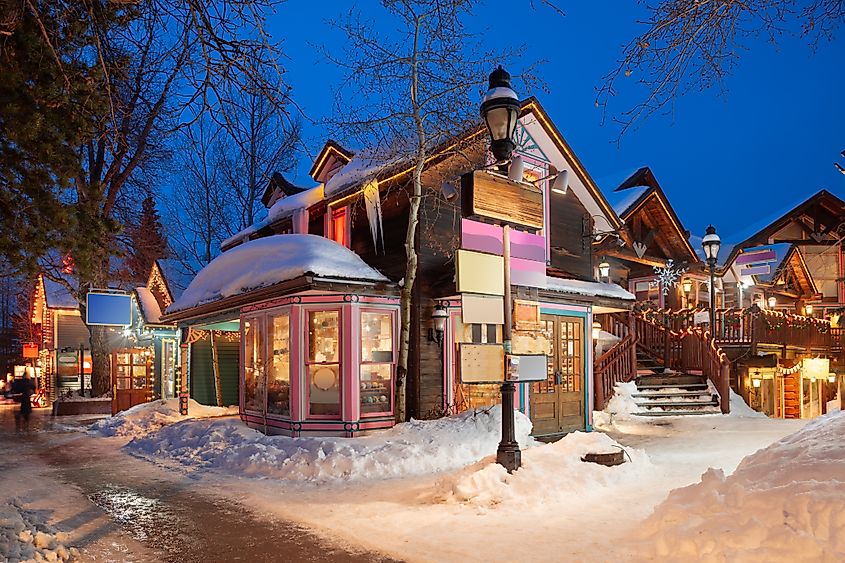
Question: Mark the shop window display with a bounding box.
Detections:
[308,310,341,417]
[360,311,394,415]
[243,317,265,413]
[267,314,291,416]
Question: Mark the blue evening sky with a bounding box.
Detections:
[267,1,844,243]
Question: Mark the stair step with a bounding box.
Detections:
[632,390,714,398]
[636,374,708,387]
[635,383,709,391]
[633,410,722,417]
[635,399,718,408]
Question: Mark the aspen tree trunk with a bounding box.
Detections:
[395,16,425,423]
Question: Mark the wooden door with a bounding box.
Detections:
[530,315,585,436]
[112,349,152,414]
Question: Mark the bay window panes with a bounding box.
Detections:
[243,317,265,412]
[267,314,290,416]
[309,311,339,363]
[360,364,392,414]
[361,312,393,361]
[308,364,340,416]
[360,311,394,415]
[308,311,341,417]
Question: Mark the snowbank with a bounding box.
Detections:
[436,430,651,508]
[729,389,767,418]
[127,406,534,483]
[637,410,845,561]
[0,501,79,562]
[90,399,237,438]
[168,234,389,313]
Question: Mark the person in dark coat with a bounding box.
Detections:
[12,372,36,432]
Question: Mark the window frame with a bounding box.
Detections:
[304,307,344,420]
[359,307,397,418]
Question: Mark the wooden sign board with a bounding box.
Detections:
[461,170,544,229]
[456,249,504,296]
[513,300,541,331]
[459,343,505,384]
[736,247,777,265]
[462,294,504,325]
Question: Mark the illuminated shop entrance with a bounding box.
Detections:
[530,314,585,435]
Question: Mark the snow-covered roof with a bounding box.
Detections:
[168,234,390,314]
[544,277,635,301]
[221,186,325,250]
[324,153,406,197]
[604,185,651,217]
[135,286,164,324]
[43,277,77,309]
[156,259,194,302]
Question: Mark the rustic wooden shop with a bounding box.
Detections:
[163,95,635,437]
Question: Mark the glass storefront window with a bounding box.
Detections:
[267,314,290,416]
[243,317,265,413]
[308,311,341,417]
[361,311,394,415]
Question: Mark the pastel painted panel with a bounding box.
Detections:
[509,229,547,262]
[461,218,503,255]
[739,264,771,276]
[736,248,777,265]
[456,250,504,296]
[510,257,547,289]
[461,294,504,325]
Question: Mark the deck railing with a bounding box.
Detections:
[594,333,637,410]
[678,329,731,413]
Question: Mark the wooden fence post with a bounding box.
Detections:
[720,363,730,414]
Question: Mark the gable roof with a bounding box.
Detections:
[309,140,355,183]
[755,245,818,298]
[260,172,309,208]
[721,189,845,267]
[155,259,194,303]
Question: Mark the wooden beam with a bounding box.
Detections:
[602,246,667,268]
[772,238,840,246]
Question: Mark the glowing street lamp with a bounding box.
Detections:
[701,225,721,330]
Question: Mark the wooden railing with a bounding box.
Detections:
[678,329,731,414]
[594,333,637,410]
[637,306,835,351]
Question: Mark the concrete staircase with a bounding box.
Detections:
[632,373,722,416]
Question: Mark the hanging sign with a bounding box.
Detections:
[459,343,505,384]
[22,343,39,358]
[461,171,544,229]
[86,291,132,326]
[739,264,771,276]
[456,250,504,296]
[462,294,504,325]
[736,247,777,265]
[506,355,547,382]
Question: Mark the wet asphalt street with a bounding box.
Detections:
[0,404,401,562]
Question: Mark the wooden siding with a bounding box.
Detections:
[56,313,89,350]
[548,188,593,279]
[190,335,239,406]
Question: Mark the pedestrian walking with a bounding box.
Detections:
[12,371,36,432]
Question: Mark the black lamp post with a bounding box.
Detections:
[481,66,520,162]
[701,225,721,332]
[481,65,521,473]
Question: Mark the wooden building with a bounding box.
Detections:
[164,97,636,438]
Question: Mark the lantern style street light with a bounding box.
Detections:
[598,258,610,281]
[481,65,522,473]
[804,304,814,317]
[701,225,721,331]
[481,66,520,162]
[429,303,448,345]
[768,296,777,309]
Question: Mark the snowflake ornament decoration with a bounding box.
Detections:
[651,259,687,295]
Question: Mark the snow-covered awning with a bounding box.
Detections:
[167,234,390,315]
[544,277,635,301]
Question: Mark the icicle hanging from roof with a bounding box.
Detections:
[363,180,383,253]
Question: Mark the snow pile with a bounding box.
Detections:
[90,398,237,438]
[637,410,845,561]
[168,234,389,313]
[545,277,635,300]
[135,286,163,323]
[436,431,651,508]
[0,501,79,562]
[593,382,646,428]
[729,389,767,418]
[324,153,404,197]
[127,406,534,483]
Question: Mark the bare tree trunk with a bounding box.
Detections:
[210,331,223,406]
[89,325,111,397]
[395,16,425,424]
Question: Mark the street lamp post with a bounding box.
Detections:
[481,66,521,473]
[701,225,721,332]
